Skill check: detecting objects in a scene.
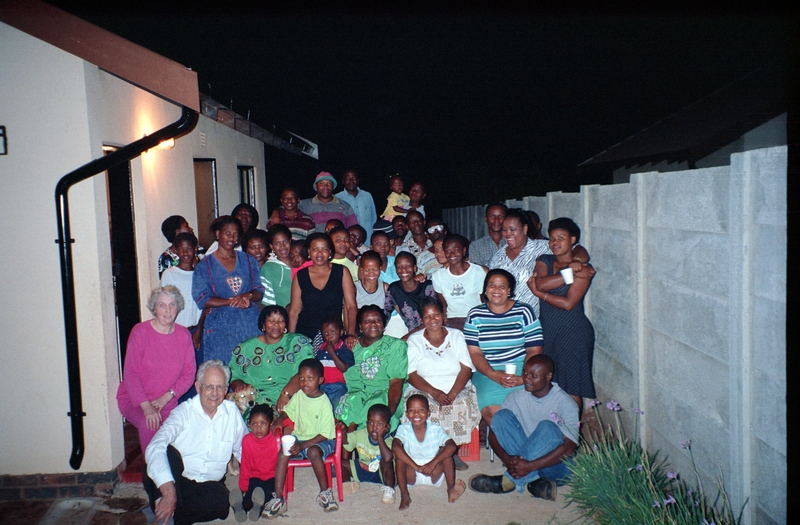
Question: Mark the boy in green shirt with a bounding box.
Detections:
[265,359,338,517]
[342,404,397,504]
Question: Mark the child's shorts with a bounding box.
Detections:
[350,459,383,484]
[413,471,444,488]
[290,437,336,460]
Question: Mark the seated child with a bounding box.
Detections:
[392,394,465,510]
[316,316,354,408]
[329,226,358,281]
[265,359,339,517]
[232,404,279,522]
[289,239,312,279]
[381,174,410,221]
[341,404,396,504]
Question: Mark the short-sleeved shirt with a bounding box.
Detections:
[395,421,451,465]
[488,239,551,316]
[343,427,393,466]
[463,302,543,365]
[432,263,486,318]
[500,383,579,445]
[298,196,357,232]
[332,257,358,281]
[283,390,336,441]
[316,340,355,384]
[406,329,474,392]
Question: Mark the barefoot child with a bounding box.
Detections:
[231,404,279,522]
[317,316,354,408]
[264,359,339,517]
[392,394,465,510]
[341,404,396,504]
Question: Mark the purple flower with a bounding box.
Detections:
[633,407,644,415]
[680,439,692,449]
[627,464,643,472]
[549,410,563,425]
[606,400,621,411]
[663,495,676,505]
[652,500,660,508]
[667,471,677,480]
[587,399,601,408]
[687,489,693,496]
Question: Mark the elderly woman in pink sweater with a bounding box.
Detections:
[116,286,197,451]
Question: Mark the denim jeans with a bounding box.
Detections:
[490,409,572,492]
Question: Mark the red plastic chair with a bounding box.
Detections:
[282,426,344,502]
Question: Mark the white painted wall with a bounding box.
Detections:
[0,22,266,476]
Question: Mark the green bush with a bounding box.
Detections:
[564,400,746,525]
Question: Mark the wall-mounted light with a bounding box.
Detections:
[143,136,175,152]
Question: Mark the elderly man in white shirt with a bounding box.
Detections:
[144,360,247,525]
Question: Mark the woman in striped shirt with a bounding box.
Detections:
[463,269,543,424]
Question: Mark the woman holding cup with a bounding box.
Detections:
[530,217,596,412]
[463,269,543,424]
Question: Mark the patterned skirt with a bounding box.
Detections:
[401,383,481,445]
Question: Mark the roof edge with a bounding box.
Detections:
[0,0,199,111]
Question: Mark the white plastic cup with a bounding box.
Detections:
[281,435,297,456]
[560,267,574,285]
[504,363,517,375]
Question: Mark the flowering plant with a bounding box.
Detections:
[564,400,746,525]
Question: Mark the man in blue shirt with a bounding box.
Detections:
[335,170,377,245]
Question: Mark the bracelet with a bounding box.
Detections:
[281,391,291,397]
[543,293,548,304]
[168,388,175,398]
[572,257,584,264]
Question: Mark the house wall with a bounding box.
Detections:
[443,146,787,525]
[0,22,266,479]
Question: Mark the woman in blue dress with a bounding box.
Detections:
[530,217,596,413]
[193,216,265,365]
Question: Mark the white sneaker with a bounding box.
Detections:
[381,485,396,504]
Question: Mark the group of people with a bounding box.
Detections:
[116,169,597,525]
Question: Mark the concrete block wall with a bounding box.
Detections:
[443,146,786,525]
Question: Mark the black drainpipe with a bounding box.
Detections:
[56,106,198,470]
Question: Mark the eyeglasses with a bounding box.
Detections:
[427,225,444,234]
[199,384,228,393]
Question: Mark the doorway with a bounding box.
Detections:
[194,159,218,250]
[106,157,141,368]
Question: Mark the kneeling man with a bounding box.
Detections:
[144,360,247,525]
[469,355,578,500]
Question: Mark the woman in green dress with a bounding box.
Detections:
[337,305,408,431]
[229,305,314,412]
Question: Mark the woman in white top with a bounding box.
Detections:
[432,233,487,331]
[403,297,481,448]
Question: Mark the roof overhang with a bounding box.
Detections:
[0,0,199,111]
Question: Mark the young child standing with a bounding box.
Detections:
[380,174,410,221]
[317,316,354,408]
[341,404,396,504]
[392,394,465,510]
[264,359,339,517]
[232,404,279,522]
[160,232,202,330]
[157,215,202,278]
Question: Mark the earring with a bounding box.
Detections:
[284,328,288,333]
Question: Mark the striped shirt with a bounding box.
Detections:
[463,302,543,365]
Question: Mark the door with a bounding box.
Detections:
[106,158,141,367]
[194,159,218,250]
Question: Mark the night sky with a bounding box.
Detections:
[52,4,793,216]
